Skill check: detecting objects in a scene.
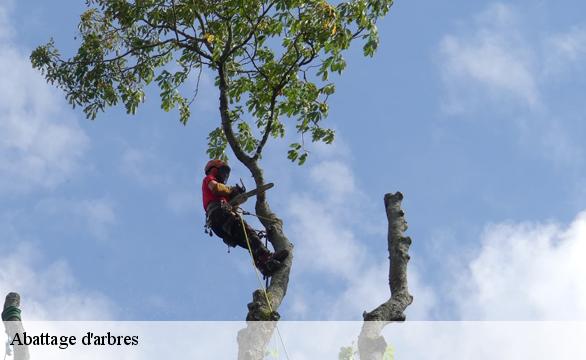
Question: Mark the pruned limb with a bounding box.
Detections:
[358,192,413,360]
[2,293,30,360]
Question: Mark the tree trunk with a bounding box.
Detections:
[2,292,30,360]
[357,192,413,360]
[218,65,294,359]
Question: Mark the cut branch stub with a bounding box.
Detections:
[3,292,20,316]
[358,192,414,360]
[246,290,280,321]
[3,292,30,360]
[362,192,413,321]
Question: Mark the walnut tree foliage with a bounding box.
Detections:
[31,0,393,164]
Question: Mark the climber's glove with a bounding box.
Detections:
[232,183,246,196]
[209,180,233,196]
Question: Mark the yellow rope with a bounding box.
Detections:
[239,217,291,360]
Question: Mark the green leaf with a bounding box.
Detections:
[31,0,395,164]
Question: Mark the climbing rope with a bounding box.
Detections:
[235,207,272,287]
[239,217,291,360]
[238,209,278,224]
[264,235,270,289]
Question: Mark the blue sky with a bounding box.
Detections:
[1,0,586,321]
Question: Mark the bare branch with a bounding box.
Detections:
[188,65,204,106]
[138,18,212,60]
[253,92,277,160]
[171,0,180,42]
[218,64,253,165]
[58,37,176,67]
[221,18,234,62]
[357,192,413,360]
[228,1,278,57]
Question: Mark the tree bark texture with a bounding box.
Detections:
[218,65,294,359]
[218,64,294,320]
[358,192,413,360]
[2,293,30,360]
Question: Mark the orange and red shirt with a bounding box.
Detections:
[202,174,229,210]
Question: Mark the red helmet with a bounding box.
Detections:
[204,159,230,175]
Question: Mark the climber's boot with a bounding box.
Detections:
[270,249,289,263]
[254,249,290,277]
[264,249,290,276]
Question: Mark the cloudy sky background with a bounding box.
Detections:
[1,0,586,322]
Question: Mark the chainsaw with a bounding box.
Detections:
[229,182,274,206]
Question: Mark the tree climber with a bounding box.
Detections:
[202,159,289,277]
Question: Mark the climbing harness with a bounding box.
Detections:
[239,217,291,360]
[205,201,238,252]
[238,209,278,224]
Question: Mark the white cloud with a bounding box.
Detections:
[80,199,117,239]
[453,211,586,320]
[323,251,436,321]
[404,267,438,320]
[440,4,586,113]
[289,194,367,280]
[0,1,13,41]
[285,154,434,320]
[439,3,539,112]
[546,26,586,64]
[120,147,198,214]
[286,149,586,321]
[437,3,586,177]
[327,262,391,319]
[288,159,368,281]
[440,36,537,107]
[120,148,163,186]
[34,197,117,240]
[166,189,197,214]
[119,147,179,189]
[319,207,586,321]
[0,3,111,320]
[544,26,586,77]
[309,160,356,204]
[0,243,115,320]
[534,117,584,169]
[0,6,89,194]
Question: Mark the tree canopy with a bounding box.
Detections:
[31,0,393,164]
[30,0,397,332]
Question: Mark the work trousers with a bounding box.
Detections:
[208,204,267,254]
